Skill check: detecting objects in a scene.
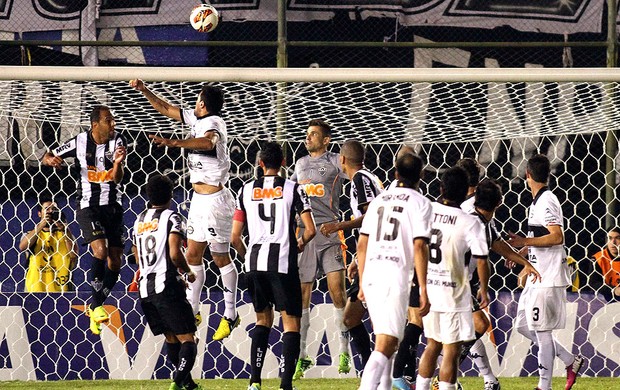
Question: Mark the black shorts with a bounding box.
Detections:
[347,275,360,302]
[76,204,125,247]
[140,282,197,336]
[246,270,302,318]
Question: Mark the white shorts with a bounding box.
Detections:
[187,188,235,253]
[363,280,408,340]
[423,311,475,344]
[515,286,567,331]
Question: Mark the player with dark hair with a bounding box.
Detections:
[291,119,351,378]
[416,166,490,390]
[357,152,432,390]
[130,79,239,341]
[42,105,127,335]
[321,139,384,372]
[231,142,316,390]
[458,178,541,390]
[132,174,202,390]
[507,154,583,390]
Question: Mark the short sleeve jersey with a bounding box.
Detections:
[291,151,347,225]
[181,110,230,186]
[359,185,432,292]
[52,131,126,209]
[527,188,571,287]
[350,168,384,219]
[133,208,187,298]
[236,175,312,274]
[428,202,489,312]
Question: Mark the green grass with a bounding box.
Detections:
[0,377,613,389]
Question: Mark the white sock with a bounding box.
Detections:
[439,381,457,390]
[416,375,431,390]
[219,262,238,319]
[554,338,574,366]
[470,339,496,382]
[378,354,394,390]
[360,351,388,390]
[299,308,311,358]
[187,264,205,314]
[535,330,555,390]
[333,307,349,355]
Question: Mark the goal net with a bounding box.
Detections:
[0,66,619,381]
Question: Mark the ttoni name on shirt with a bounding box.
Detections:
[433,213,457,225]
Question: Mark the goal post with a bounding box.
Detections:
[0,66,619,381]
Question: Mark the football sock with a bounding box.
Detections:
[470,339,496,381]
[187,264,205,314]
[439,381,457,390]
[174,341,197,386]
[89,258,106,309]
[219,262,238,320]
[394,323,423,379]
[535,330,555,390]
[333,306,349,355]
[166,341,181,366]
[416,375,432,390]
[281,331,301,389]
[459,331,483,365]
[250,325,270,385]
[349,323,372,368]
[101,267,119,301]
[378,354,394,390]
[299,308,310,358]
[360,351,388,389]
[554,338,574,366]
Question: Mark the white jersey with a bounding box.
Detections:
[527,188,570,288]
[359,184,432,293]
[181,110,230,186]
[133,208,187,299]
[428,202,489,312]
[350,168,383,218]
[236,175,312,274]
[460,195,475,214]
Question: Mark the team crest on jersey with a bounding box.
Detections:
[318,166,327,176]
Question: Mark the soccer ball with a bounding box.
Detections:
[190,4,219,33]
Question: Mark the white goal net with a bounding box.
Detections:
[0,66,619,381]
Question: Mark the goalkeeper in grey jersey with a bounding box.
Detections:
[291,119,352,378]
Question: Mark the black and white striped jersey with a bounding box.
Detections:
[132,208,187,299]
[350,168,384,218]
[235,175,312,274]
[52,131,126,210]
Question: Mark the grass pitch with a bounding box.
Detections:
[0,377,613,389]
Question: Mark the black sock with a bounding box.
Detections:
[101,267,120,301]
[166,341,181,366]
[459,331,485,365]
[89,258,106,309]
[349,323,372,368]
[174,341,197,386]
[280,331,301,390]
[250,325,271,385]
[398,323,423,380]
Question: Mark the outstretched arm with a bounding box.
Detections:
[129,79,182,121]
[492,239,541,284]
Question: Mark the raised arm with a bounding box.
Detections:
[130,79,182,121]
